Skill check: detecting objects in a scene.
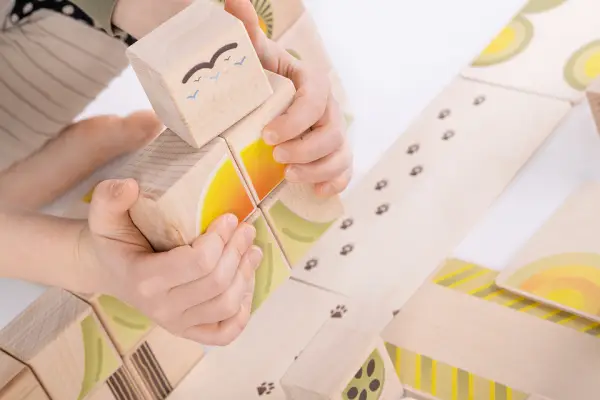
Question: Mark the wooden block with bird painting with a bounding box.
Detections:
[110,129,255,252]
[246,208,291,312]
[281,316,405,400]
[0,351,48,400]
[125,0,273,148]
[212,0,305,41]
[123,326,205,400]
[0,289,141,400]
[220,70,295,204]
[259,181,344,267]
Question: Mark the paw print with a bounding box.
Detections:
[392,309,400,317]
[410,166,423,176]
[340,218,354,230]
[257,382,275,396]
[374,179,388,191]
[442,130,455,140]
[473,95,486,105]
[375,204,389,215]
[340,244,354,256]
[330,305,348,318]
[407,144,419,154]
[438,109,451,119]
[304,258,318,271]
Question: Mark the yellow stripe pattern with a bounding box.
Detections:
[433,259,600,338]
[384,343,528,400]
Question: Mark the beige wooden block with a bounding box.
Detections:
[124,326,205,400]
[585,77,600,133]
[260,181,344,267]
[462,0,600,103]
[126,1,273,148]
[496,182,600,322]
[290,76,571,302]
[112,130,255,252]
[212,0,305,40]
[221,71,295,203]
[0,289,128,399]
[246,209,291,312]
[167,279,349,399]
[0,351,48,400]
[383,282,600,400]
[281,319,404,400]
[277,12,333,73]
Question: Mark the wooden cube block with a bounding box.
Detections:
[0,351,48,400]
[166,279,349,399]
[221,71,294,203]
[124,326,205,400]
[281,319,404,399]
[113,130,255,252]
[246,209,291,312]
[260,181,344,267]
[383,281,600,400]
[585,76,600,133]
[212,0,305,40]
[290,76,570,300]
[496,182,600,322]
[0,289,140,400]
[126,1,273,148]
[276,12,332,73]
[462,0,600,103]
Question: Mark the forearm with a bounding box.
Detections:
[0,208,97,293]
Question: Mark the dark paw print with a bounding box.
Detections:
[438,108,451,119]
[374,179,388,191]
[304,258,318,271]
[406,144,419,154]
[410,166,423,176]
[340,244,354,256]
[346,359,381,400]
[392,309,400,317]
[330,305,348,318]
[340,218,354,230]
[375,204,389,215]
[473,95,486,105]
[257,382,275,396]
[442,130,455,140]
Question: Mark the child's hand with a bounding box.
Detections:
[80,178,262,346]
[225,0,353,197]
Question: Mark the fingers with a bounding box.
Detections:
[315,167,353,197]
[285,143,353,184]
[88,179,142,240]
[224,0,268,54]
[181,245,262,326]
[272,124,344,165]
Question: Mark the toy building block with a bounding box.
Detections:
[290,76,571,300]
[220,70,294,203]
[496,182,600,323]
[246,209,291,312]
[260,181,344,267]
[276,12,333,73]
[462,1,600,103]
[0,351,48,400]
[111,130,255,252]
[383,281,600,400]
[166,279,349,399]
[585,76,600,133]
[126,0,273,148]
[281,316,405,399]
[212,0,305,40]
[0,289,141,400]
[124,326,205,400]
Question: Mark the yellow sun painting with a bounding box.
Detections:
[240,138,286,202]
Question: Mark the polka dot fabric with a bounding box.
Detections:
[9,0,137,45]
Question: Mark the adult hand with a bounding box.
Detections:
[225,0,353,197]
[80,178,262,346]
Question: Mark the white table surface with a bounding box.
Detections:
[0,0,532,328]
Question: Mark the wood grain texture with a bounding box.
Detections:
[0,351,48,400]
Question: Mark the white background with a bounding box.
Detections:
[2,0,571,328]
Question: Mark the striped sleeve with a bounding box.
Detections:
[69,0,118,35]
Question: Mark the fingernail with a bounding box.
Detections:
[110,180,126,197]
[285,166,298,181]
[245,224,256,241]
[225,214,239,228]
[250,246,263,268]
[262,129,277,145]
[318,183,333,196]
[273,147,287,163]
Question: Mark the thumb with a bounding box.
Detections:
[88,178,141,240]
[224,0,268,56]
